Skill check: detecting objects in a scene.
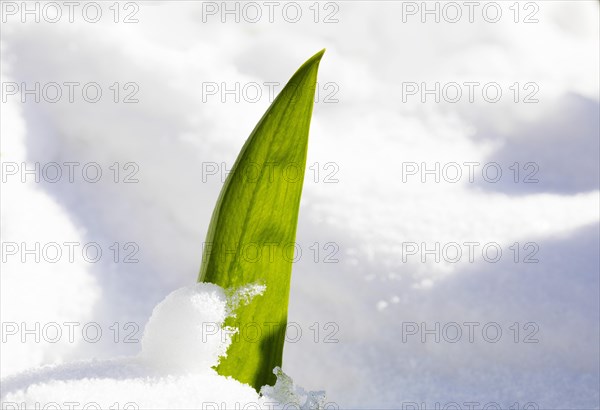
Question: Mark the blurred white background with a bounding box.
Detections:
[1,1,599,408]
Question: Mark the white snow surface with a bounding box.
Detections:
[1,283,326,409]
[1,1,599,408]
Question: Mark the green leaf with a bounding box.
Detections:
[198,49,325,390]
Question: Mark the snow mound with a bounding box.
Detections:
[140,283,231,373]
[1,283,327,409]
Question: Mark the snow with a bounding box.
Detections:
[1,1,599,408]
[139,283,232,374]
[1,283,326,409]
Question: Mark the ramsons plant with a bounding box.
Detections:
[198,50,325,391]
